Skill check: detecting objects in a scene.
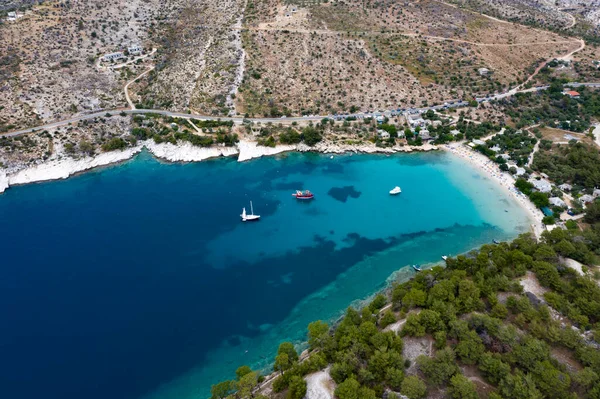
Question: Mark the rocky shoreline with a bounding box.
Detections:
[0,140,438,193]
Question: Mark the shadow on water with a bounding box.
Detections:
[327,186,361,202]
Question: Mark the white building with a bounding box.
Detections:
[478,68,490,76]
[377,130,390,139]
[549,197,566,208]
[559,183,572,192]
[406,114,428,128]
[580,194,595,204]
[128,45,143,56]
[102,52,125,62]
[450,129,461,136]
[472,139,486,146]
[528,177,552,193]
[515,167,526,176]
[593,189,600,198]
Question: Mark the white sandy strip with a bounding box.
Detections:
[443,143,545,238]
[305,367,335,399]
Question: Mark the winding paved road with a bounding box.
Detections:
[4,83,600,139]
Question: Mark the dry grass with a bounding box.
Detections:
[237,0,580,116]
[0,0,162,131]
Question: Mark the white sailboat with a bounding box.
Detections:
[389,186,401,195]
[241,201,260,222]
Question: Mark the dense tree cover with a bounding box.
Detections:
[475,127,537,167]
[212,222,600,398]
[532,141,600,193]
[500,84,600,132]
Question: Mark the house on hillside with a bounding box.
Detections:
[563,90,580,99]
[478,68,490,76]
[377,130,390,139]
[450,129,461,137]
[102,52,125,62]
[128,45,143,56]
[593,189,600,198]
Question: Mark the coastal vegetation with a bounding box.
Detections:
[532,141,600,194]
[499,83,600,132]
[211,223,600,398]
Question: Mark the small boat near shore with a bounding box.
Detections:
[412,265,422,272]
[292,190,314,200]
[441,255,448,261]
[241,201,260,222]
[493,239,500,244]
[389,186,401,195]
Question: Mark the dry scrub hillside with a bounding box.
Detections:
[133,0,247,117]
[0,0,160,132]
[236,0,580,117]
[449,0,572,28]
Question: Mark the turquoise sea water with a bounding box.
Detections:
[0,151,530,399]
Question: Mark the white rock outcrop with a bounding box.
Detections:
[145,140,239,162]
[0,171,8,193]
[237,140,296,162]
[8,146,143,187]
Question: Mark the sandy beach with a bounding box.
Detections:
[442,142,545,238]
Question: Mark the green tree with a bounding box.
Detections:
[369,293,387,312]
[379,311,396,329]
[307,321,329,349]
[334,377,361,399]
[449,374,478,399]
[417,347,459,386]
[530,192,550,208]
[455,330,485,365]
[302,126,322,146]
[277,342,298,363]
[210,380,236,399]
[287,375,307,399]
[235,365,252,380]
[400,375,427,399]
[402,288,427,308]
[478,352,511,384]
[274,353,291,374]
[237,371,259,398]
[532,360,571,398]
[499,371,543,399]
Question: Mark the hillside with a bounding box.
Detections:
[236,0,581,117]
[211,227,600,399]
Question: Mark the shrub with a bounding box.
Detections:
[400,375,427,399]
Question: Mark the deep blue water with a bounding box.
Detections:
[0,151,530,399]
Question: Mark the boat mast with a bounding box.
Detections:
[250,201,254,216]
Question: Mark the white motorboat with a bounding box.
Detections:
[389,186,401,195]
[241,201,260,222]
[441,255,448,261]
